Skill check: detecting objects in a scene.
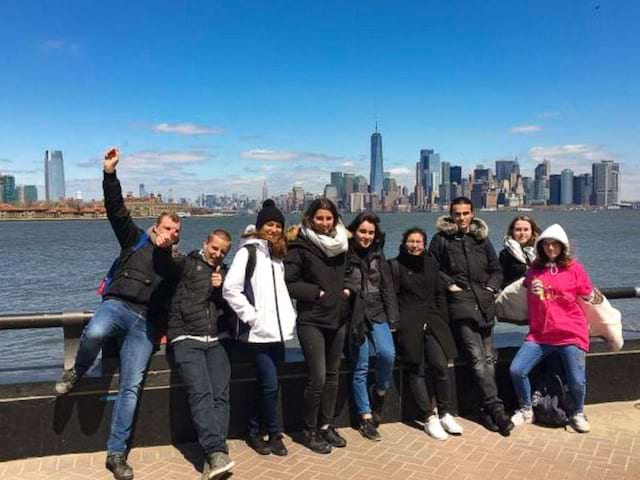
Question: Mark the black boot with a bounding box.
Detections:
[369,385,386,426]
[493,409,515,437]
[267,433,288,456]
[320,426,347,448]
[304,429,332,454]
[106,453,134,480]
[247,432,271,455]
[478,408,499,432]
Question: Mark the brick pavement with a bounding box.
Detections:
[1,400,639,480]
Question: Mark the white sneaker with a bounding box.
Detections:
[425,415,449,441]
[440,413,463,435]
[511,408,534,426]
[571,412,591,433]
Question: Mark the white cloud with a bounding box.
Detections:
[387,167,411,176]
[539,112,561,118]
[42,39,80,54]
[529,144,613,164]
[241,149,342,163]
[0,158,12,164]
[152,123,226,136]
[510,125,543,134]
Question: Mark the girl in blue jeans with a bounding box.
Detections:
[345,211,399,441]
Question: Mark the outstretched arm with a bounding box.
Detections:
[102,148,141,249]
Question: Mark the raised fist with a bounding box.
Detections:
[103,147,120,174]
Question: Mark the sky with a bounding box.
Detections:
[0,0,638,201]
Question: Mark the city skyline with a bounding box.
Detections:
[0,2,638,200]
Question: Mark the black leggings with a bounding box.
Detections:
[297,323,347,431]
[407,333,452,419]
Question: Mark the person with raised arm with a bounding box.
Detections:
[54,148,181,480]
[428,196,513,436]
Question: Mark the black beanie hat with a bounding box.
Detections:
[256,199,285,229]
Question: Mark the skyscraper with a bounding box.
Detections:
[592,160,620,206]
[560,169,574,205]
[549,174,562,205]
[419,149,440,203]
[370,125,384,195]
[330,171,344,203]
[44,150,66,201]
[0,175,16,203]
[449,166,462,185]
[573,174,592,205]
[262,181,268,202]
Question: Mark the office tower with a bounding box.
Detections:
[419,149,440,202]
[592,160,620,206]
[292,186,305,211]
[560,169,574,205]
[0,175,16,203]
[354,175,369,194]
[323,184,338,205]
[370,125,384,195]
[441,161,451,186]
[343,173,355,205]
[262,181,268,202]
[533,159,550,204]
[450,166,462,185]
[330,171,344,202]
[44,150,66,201]
[495,160,517,182]
[573,174,593,206]
[549,174,562,205]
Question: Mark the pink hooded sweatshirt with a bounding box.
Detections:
[524,224,593,352]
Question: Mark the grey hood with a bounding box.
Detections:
[436,215,489,241]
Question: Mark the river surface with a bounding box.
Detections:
[1,210,639,383]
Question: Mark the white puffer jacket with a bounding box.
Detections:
[223,238,296,343]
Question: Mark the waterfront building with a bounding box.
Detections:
[495,160,516,182]
[354,175,369,194]
[533,160,550,204]
[44,150,66,201]
[350,192,368,212]
[473,166,490,183]
[549,174,562,205]
[0,175,16,203]
[330,171,343,203]
[370,126,384,195]
[292,186,305,211]
[573,173,593,206]
[592,160,620,206]
[419,149,440,204]
[561,169,574,205]
[323,184,338,205]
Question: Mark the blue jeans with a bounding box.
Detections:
[173,339,230,455]
[351,321,395,416]
[74,299,155,454]
[245,342,284,435]
[510,341,586,412]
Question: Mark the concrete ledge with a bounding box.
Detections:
[1,338,639,461]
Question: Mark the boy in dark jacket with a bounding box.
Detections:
[168,229,236,480]
[428,196,514,437]
[54,148,181,480]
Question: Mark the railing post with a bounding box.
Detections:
[61,312,87,370]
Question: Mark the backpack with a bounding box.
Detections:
[233,243,257,339]
[531,373,575,427]
[97,230,149,297]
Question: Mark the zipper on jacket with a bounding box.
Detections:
[269,244,285,343]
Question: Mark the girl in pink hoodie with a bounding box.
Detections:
[509,224,594,433]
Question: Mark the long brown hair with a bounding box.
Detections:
[301,198,340,232]
[507,215,541,247]
[534,240,573,268]
[258,226,288,259]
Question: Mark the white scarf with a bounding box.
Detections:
[503,236,536,265]
[300,222,349,257]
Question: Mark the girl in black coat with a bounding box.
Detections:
[391,227,462,440]
[498,215,541,288]
[345,211,399,442]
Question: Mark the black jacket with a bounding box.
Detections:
[344,241,399,332]
[499,248,529,288]
[167,251,236,341]
[428,216,502,327]
[102,171,177,319]
[391,250,458,364]
[284,233,348,330]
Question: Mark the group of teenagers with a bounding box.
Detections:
[54,148,597,480]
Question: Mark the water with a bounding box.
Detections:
[1,210,639,382]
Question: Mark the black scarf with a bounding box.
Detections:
[397,246,425,272]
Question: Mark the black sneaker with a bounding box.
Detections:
[106,453,134,480]
[369,385,386,426]
[320,426,347,448]
[55,368,80,396]
[478,409,499,432]
[359,418,381,442]
[203,452,235,480]
[304,429,332,454]
[493,409,515,437]
[247,432,271,455]
[268,433,288,456]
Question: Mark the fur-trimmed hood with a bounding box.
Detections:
[435,215,489,241]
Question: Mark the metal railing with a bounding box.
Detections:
[1,287,639,370]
